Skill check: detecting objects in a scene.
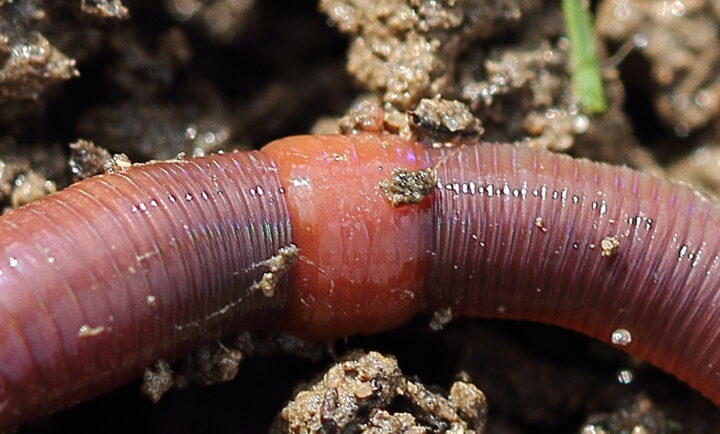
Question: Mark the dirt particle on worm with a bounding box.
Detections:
[77,324,105,338]
[378,167,437,207]
[141,360,173,403]
[251,244,299,297]
[601,236,620,258]
[534,217,548,233]
[103,153,132,174]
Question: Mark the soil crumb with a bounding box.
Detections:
[9,169,55,209]
[250,244,299,297]
[378,167,437,207]
[173,344,244,388]
[80,0,129,20]
[429,307,453,331]
[69,139,112,181]
[142,332,329,402]
[338,98,385,134]
[579,395,672,434]
[409,96,483,147]
[273,351,487,433]
[598,0,720,134]
[103,153,132,174]
[141,360,174,403]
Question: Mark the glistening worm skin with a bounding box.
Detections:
[0,151,291,429]
[264,134,720,406]
[1,133,719,429]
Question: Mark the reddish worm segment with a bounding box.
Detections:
[0,132,718,428]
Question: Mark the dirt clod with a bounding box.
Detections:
[10,170,56,209]
[338,98,385,134]
[429,307,453,331]
[273,351,487,433]
[379,167,437,207]
[69,139,112,181]
[598,0,720,133]
[141,360,174,403]
[80,0,129,20]
[579,395,672,434]
[103,153,132,174]
[173,344,244,389]
[0,31,78,103]
[409,96,483,147]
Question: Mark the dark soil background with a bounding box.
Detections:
[2,0,720,432]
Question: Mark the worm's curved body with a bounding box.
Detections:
[0,152,291,428]
[0,133,718,429]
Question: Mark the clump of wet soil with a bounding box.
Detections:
[4,0,720,433]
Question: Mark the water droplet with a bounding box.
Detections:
[670,0,686,16]
[611,328,632,346]
[617,369,634,384]
[679,244,688,259]
[632,33,648,48]
[573,114,589,134]
[8,257,18,268]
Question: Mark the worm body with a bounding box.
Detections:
[0,133,719,429]
[0,151,291,427]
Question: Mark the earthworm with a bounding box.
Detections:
[0,132,718,429]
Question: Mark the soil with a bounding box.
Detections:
[3,0,720,433]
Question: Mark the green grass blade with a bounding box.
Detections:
[562,0,607,115]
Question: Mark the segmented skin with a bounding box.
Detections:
[428,142,720,406]
[0,151,291,428]
[0,133,718,429]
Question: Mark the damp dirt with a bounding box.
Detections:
[4,0,720,433]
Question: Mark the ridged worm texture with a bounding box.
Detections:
[0,151,291,428]
[427,143,720,405]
